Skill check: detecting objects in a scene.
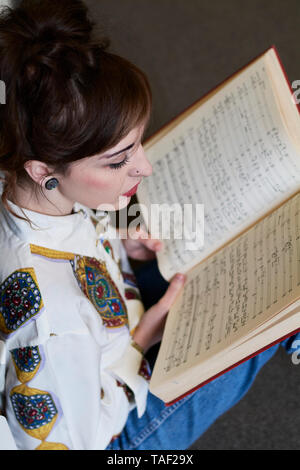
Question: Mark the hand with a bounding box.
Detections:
[121,226,163,261]
[132,272,186,354]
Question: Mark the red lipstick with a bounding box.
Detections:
[122,182,140,197]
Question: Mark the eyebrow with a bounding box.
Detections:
[100,143,135,159]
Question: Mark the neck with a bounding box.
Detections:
[11,184,74,216]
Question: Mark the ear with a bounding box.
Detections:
[24,161,54,186]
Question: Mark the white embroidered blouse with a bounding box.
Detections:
[0,198,149,450]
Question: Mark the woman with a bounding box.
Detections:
[0,0,298,450]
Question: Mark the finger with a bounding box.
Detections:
[129,246,156,260]
[156,273,186,313]
[128,225,163,249]
[134,226,163,249]
[137,237,163,252]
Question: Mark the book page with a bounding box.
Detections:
[138,49,300,280]
[150,192,300,383]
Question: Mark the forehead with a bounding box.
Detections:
[111,125,143,150]
[119,123,146,145]
[69,124,145,170]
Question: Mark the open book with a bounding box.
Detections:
[136,46,300,404]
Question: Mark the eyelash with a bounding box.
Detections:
[109,154,130,170]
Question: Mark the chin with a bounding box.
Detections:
[96,195,130,212]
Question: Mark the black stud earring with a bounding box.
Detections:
[45,177,59,190]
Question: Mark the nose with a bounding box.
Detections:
[129,144,153,177]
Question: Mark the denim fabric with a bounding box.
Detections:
[105,259,300,450]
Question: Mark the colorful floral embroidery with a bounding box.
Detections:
[11,346,42,384]
[71,255,128,329]
[30,245,130,330]
[9,346,68,449]
[11,386,58,434]
[0,268,44,336]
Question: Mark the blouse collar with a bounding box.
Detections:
[0,198,106,255]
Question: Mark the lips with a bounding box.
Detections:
[122,182,141,197]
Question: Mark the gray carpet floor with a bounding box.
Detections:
[87,0,300,450]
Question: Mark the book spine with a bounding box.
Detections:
[165,327,300,406]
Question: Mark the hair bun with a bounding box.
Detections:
[0,0,109,85]
[16,0,94,42]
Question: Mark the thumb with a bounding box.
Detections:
[156,273,186,313]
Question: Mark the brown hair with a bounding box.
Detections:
[0,0,152,226]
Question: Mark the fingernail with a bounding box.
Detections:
[175,273,185,281]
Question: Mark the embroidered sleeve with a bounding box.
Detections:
[0,267,70,449]
[8,344,69,450]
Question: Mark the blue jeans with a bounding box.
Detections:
[105,259,300,450]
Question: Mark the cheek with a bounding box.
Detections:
[78,170,121,192]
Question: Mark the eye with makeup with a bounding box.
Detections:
[101,134,143,170]
[109,152,131,170]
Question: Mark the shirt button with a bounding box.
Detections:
[100,388,105,399]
